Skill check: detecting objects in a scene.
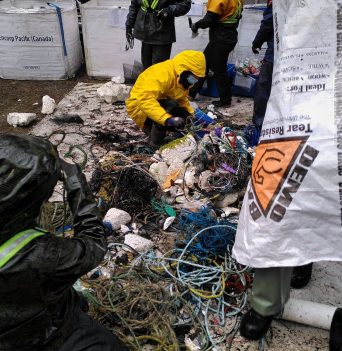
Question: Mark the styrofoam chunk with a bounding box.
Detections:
[163,216,176,230]
[111,76,125,84]
[124,234,154,253]
[184,167,197,188]
[120,224,130,234]
[41,95,56,114]
[103,208,131,231]
[149,162,169,185]
[7,112,37,127]
[97,82,131,103]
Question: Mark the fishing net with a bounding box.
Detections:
[112,167,158,216]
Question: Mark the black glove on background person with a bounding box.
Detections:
[191,23,198,33]
[252,45,260,54]
[157,7,170,21]
[126,26,133,42]
[165,117,185,129]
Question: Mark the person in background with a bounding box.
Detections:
[251,0,273,134]
[189,0,243,108]
[126,0,191,69]
[125,50,206,146]
[0,134,127,351]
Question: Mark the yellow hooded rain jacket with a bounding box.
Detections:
[125,50,206,129]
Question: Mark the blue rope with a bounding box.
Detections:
[48,3,68,57]
[244,124,260,147]
[178,206,237,255]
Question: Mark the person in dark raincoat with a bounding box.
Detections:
[251,0,274,133]
[189,0,243,107]
[126,0,191,69]
[0,134,127,351]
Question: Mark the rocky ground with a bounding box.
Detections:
[0,76,341,351]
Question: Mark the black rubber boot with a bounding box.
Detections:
[290,263,313,289]
[212,99,231,108]
[188,92,197,100]
[150,122,166,147]
[240,309,273,340]
[330,308,342,351]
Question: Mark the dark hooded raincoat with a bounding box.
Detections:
[0,168,112,351]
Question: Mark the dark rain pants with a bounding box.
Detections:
[144,99,189,146]
[141,42,172,69]
[58,309,127,351]
[252,60,274,131]
[190,41,236,103]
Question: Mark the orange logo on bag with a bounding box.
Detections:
[251,137,308,216]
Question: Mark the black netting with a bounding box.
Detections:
[112,167,158,215]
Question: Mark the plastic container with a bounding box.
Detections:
[193,107,215,138]
[232,71,259,97]
[200,63,236,98]
[194,107,215,126]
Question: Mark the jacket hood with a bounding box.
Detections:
[0,134,60,240]
[172,50,206,78]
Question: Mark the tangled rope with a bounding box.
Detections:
[83,220,253,351]
[84,263,208,350]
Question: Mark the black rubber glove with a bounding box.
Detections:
[126,26,133,42]
[165,117,185,129]
[191,23,198,34]
[157,8,170,21]
[59,158,80,180]
[252,45,260,54]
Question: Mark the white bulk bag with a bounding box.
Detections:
[0,0,83,80]
[233,0,342,267]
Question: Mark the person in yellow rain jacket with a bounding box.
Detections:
[189,0,243,107]
[126,50,206,146]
